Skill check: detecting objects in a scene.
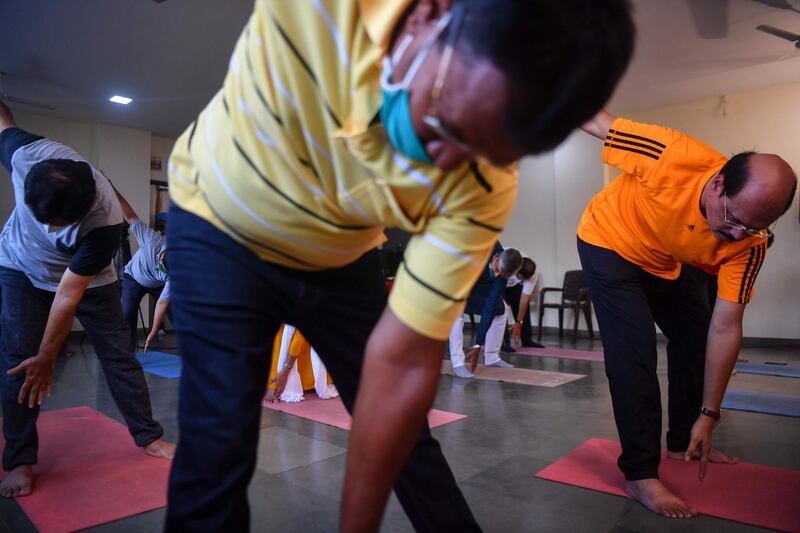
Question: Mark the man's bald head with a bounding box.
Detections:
[721,152,797,228]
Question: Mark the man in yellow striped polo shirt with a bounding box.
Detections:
[165,1,635,530]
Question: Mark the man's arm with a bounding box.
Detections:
[684,298,745,479]
[581,110,616,140]
[143,299,170,352]
[106,176,139,224]
[8,269,93,407]
[340,307,444,532]
[0,100,17,132]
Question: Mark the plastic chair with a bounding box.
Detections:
[537,270,594,343]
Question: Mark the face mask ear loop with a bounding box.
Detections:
[382,10,454,89]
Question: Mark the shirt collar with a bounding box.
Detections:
[358,0,414,50]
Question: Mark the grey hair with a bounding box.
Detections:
[497,248,523,278]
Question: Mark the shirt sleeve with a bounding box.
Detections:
[69,224,124,277]
[717,241,767,304]
[158,279,171,302]
[602,117,724,188]
[388,162,518,340]
[0,127,44,173]
[521,276,536,296]
[129,219,161,249]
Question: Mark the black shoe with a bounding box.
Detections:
[500,344,516,353]
[521,340,545,348]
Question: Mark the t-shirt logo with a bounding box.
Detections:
[687,224,695,232]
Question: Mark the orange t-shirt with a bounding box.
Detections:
[577,118,767,304]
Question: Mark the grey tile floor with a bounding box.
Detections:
[1,330,798,532]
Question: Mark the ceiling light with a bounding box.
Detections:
[109,95,132,105]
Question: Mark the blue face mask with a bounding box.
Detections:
[380,13,453,164]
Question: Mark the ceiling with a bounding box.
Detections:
[1,0,799,138]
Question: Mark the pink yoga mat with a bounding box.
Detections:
[536,438,800,532]
[264,393,466,430]
[514,346,605,362]
[0,406,171,533]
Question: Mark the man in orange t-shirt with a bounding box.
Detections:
[577,111,796,519]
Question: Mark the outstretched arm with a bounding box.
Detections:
[581,110,617,140]
[0,100,16,132]
[105,174,139,224]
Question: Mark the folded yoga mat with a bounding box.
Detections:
[136,351,182,379]
[0,406,171,533]
[734,361,800,378]
[535,438,800,532]
[513,346,605,362]
[722,389,800,417]
[441,361,585,387]
[264,393,466,430]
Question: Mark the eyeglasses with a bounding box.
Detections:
[421,4,473,153]
[723,192,774,239]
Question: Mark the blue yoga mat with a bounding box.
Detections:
[734,362,800,378]
[722,389,800,418]
[136,351,182,379]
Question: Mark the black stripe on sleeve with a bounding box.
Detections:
[744,243,766,303]
[605,135,663,155]
[737,246,757,304]
[467,218,503,233]
[270,16,341,128]
[608,129,667,149]
[469,162,493,193]
[603,142,660,160]
[401,262,465,303]
[222,97,230,115]
[298,157,322,182]
[232,138,370,230]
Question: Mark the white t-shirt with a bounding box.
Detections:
[506,272,538,296]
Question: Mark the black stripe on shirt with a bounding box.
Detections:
[245,41,284,127]
[603,142,660,160]
[737,246,757,303]
[467,217,503,233]
[232,138,370,230]
[270,15,341,128]
[605,135,663,155]
[298,157,322,183]
[201,188,317,268]
[401,262,465,303]
[744,243,766,303]
[187,120,198,152]
[608,129,667,149]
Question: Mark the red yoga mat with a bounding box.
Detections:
[264,393,466,430]
[536,438,800,532]
[0,406,171,533]
[514,346,605,362]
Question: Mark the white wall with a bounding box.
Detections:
[0,110,154,329]
[503,81,800,340]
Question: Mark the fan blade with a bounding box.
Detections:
[751,0,800,12]
[687,0,729,39]
[757,24,800,44]
[0,94,57,111]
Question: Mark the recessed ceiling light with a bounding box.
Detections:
[109,95,132,105]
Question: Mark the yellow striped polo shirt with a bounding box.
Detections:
[168,0,518,340]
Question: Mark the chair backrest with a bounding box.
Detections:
[562,270,587,303]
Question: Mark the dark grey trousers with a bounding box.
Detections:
[0,266,163,471]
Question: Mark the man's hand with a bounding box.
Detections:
[268,367,292,402]
[8,355,57,408]
[511,323,522,342]
[467,346,481,372]
[143,331,158,353]
[685,415,715,481]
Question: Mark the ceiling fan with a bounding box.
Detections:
[0,72,57,111]
[687,0,800,38]
[757,24,800,48]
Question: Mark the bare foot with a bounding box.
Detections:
[0,465,33,498]
[625,479,697,519]
[142,439,176,460]
[667,448,739,464]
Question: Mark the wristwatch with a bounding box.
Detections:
[700,406,721,421]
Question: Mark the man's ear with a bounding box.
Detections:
[710,173,725,196]
[399,0,455,34]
